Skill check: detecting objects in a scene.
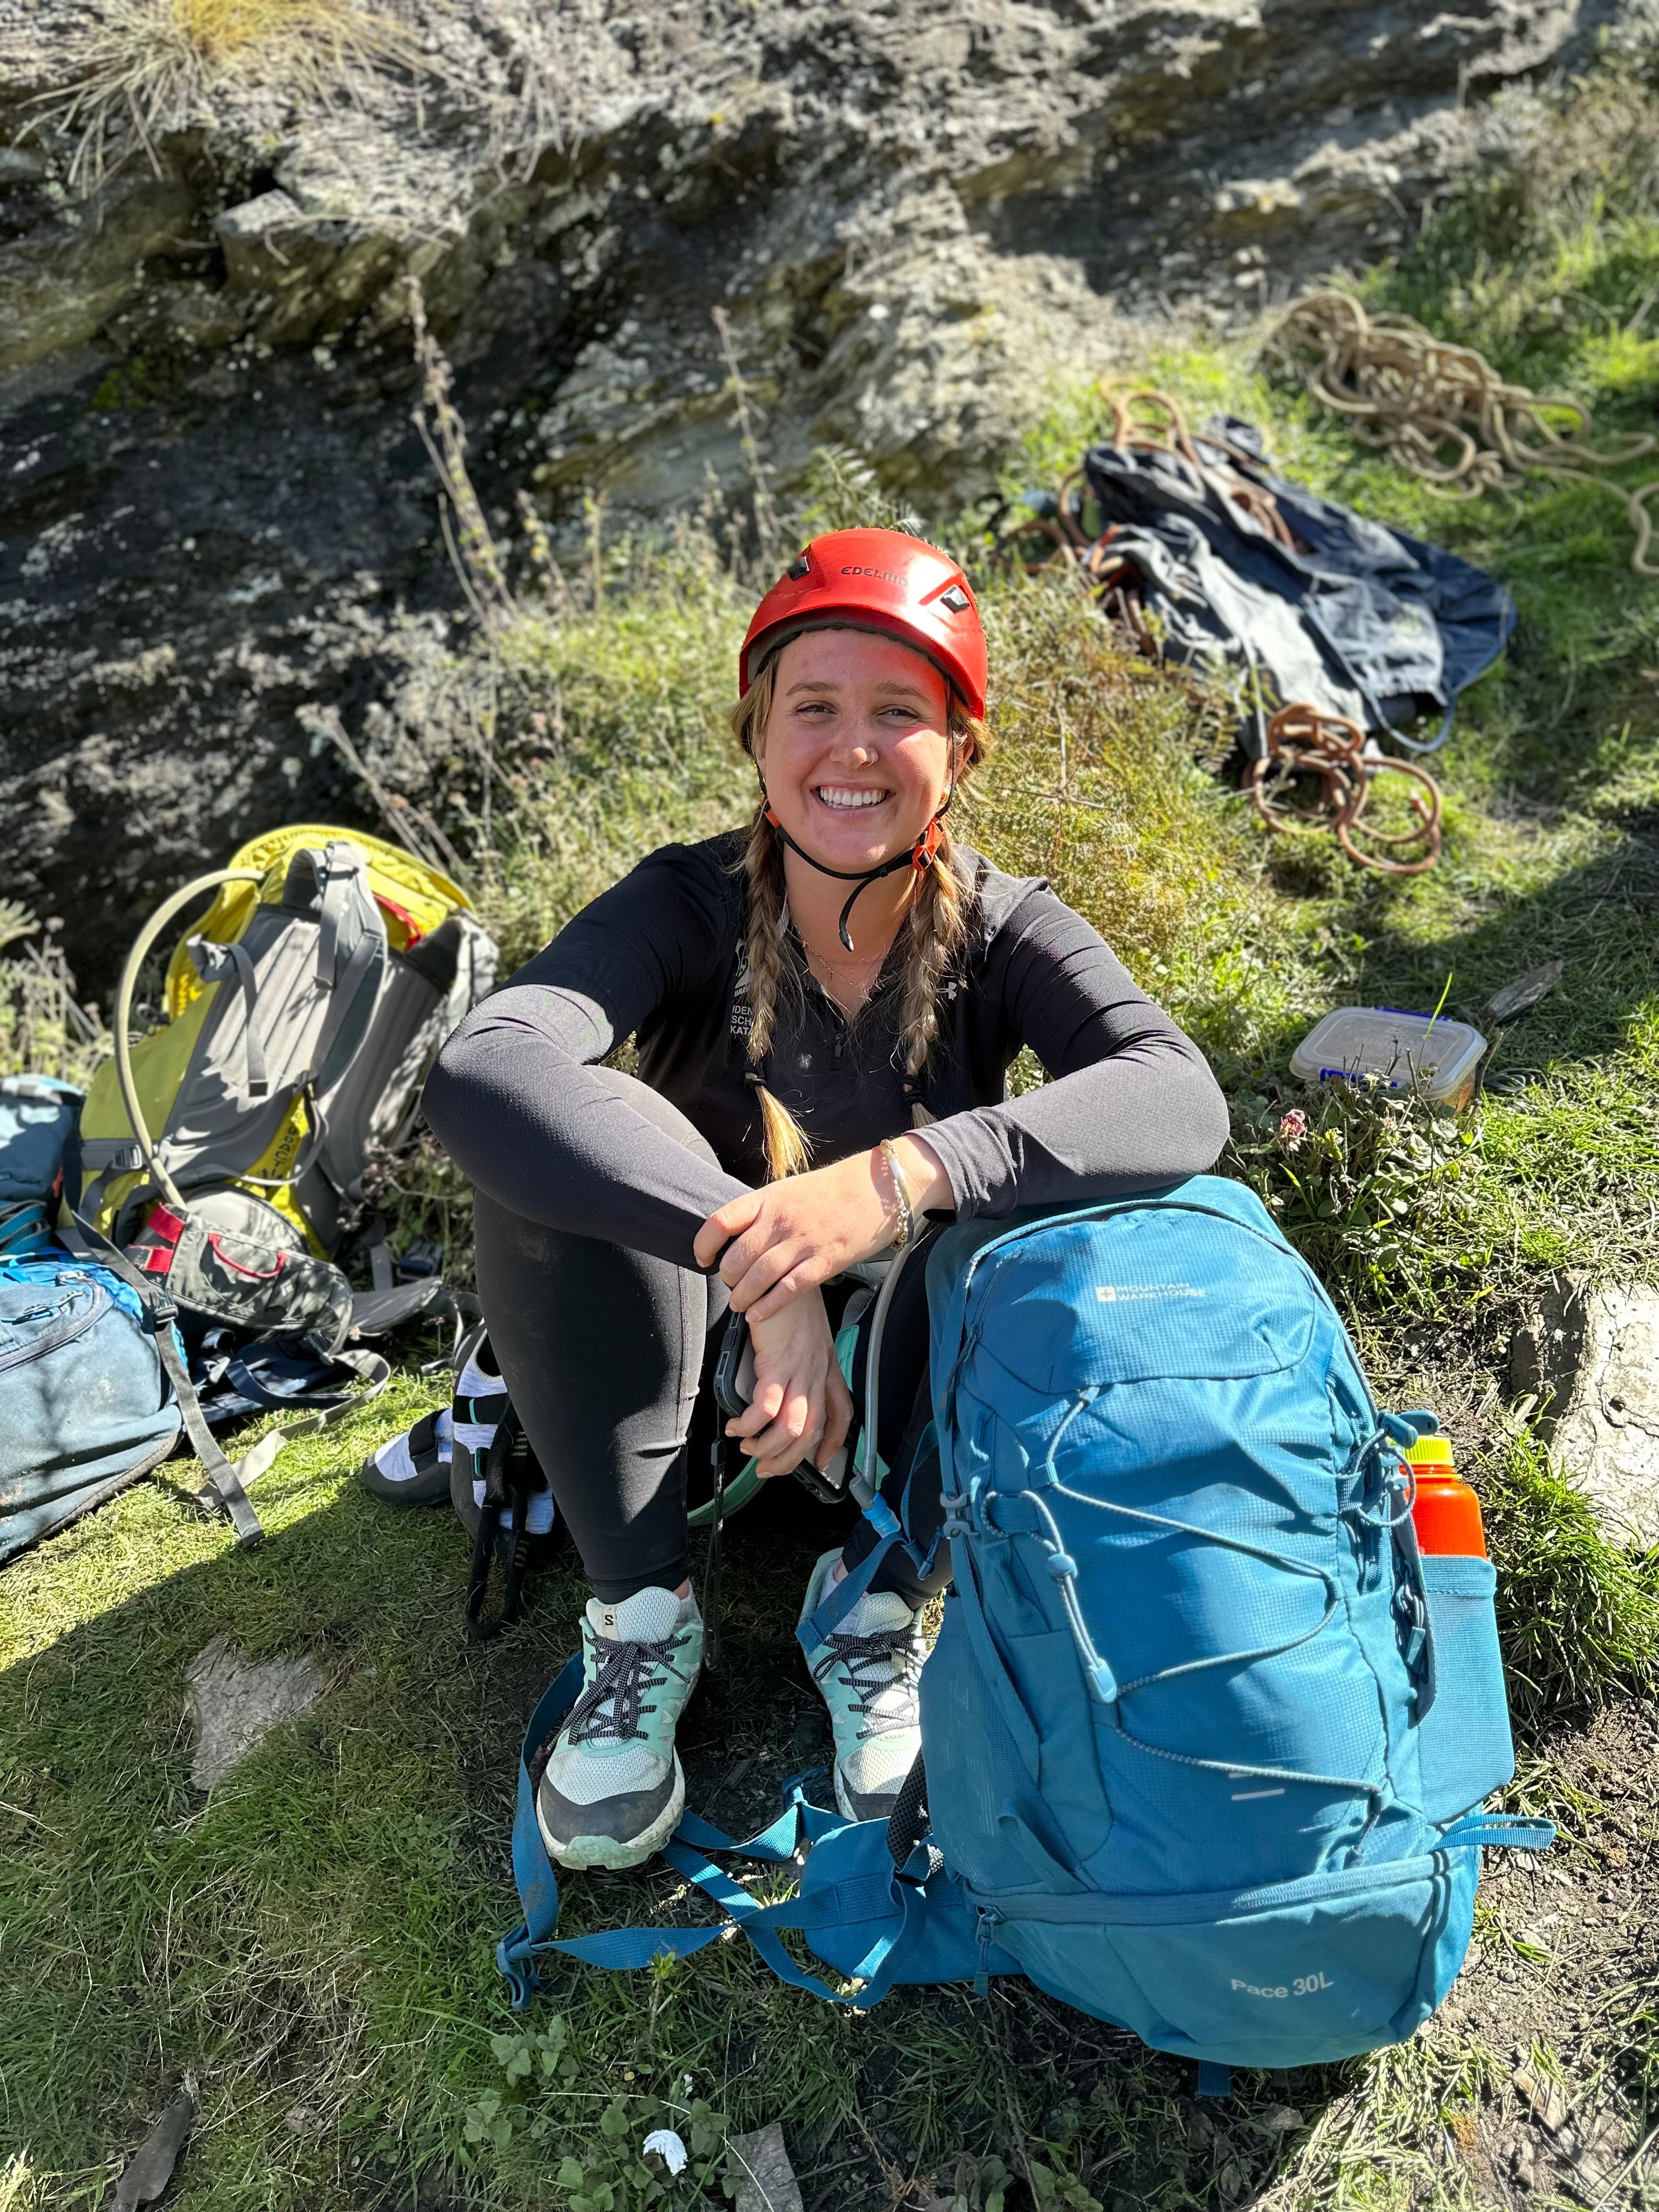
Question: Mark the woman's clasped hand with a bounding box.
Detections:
[725,1292,851,1480]
[691,1134,952,1477]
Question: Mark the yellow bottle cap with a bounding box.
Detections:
[1404,1434,1456,1471]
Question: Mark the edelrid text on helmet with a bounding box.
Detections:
[740,527,988,720]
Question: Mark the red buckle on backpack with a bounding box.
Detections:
[133,1201,188,1277]
[147,1203,187,1247]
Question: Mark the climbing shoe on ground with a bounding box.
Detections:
[449,1336,556,1539]
[357,1405,453,1506]
[799,1546,926,1823]
[535,1585,703,1871]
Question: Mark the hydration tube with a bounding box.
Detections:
[855,1241,918,1510]
[112,868,266,1212]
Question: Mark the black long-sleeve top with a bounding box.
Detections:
[423,831,1230,1269]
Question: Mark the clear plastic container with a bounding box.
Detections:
[1288,1006,1488,1109]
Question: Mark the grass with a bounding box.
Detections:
[166,0,378,64]
[6,55,1659,2212]
[47,0,424,185]
[1483,1434,1659,1725]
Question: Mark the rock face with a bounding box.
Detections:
[1512,1277,1659,1546]
[0,0,1635,990]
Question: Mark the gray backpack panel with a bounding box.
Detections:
[132,850,494,1253]
[126,1188,355,1356]
[148,841,388,1208]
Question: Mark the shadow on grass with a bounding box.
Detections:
[0,1429,1391,2212]
[1260,799,1659,1052]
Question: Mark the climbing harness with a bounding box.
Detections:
[1273,290,1659,576]
[465,1407,549,1642]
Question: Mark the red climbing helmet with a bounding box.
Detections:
[739,527,988,720]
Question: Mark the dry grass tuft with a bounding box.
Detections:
[46,0,424,181]
[170,0,377,65]
[0,903,106,1085]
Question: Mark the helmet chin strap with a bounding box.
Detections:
[760,762,955,953]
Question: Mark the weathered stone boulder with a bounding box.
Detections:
[0,0,1640,991]
[1512,1276,1659,1546]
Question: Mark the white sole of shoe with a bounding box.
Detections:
[538,1754,686,1872]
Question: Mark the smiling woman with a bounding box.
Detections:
[730,567,990,1190]
[412,525,1230,1875]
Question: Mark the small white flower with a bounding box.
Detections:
[643,2129,688,2175]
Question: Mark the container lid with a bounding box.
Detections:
[1288,1007,1488,1100]
[1405,1435,1456,1472]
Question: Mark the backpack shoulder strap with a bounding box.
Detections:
[60,1212,265,1546]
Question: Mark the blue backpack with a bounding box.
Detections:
[0,1074,84,1259]
[496,1178,1550,2088]
[0,1253,183,1566]
[0,1074,184,1566]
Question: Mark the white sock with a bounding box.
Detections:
[473,1476,556,1535]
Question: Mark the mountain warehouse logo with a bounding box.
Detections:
[1095,1282,1206,1304]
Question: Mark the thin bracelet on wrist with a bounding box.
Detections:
[877,1136,915,1251]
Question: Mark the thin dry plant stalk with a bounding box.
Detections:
[0,906,106,1082]
[405,275,521,636]
[713,305,783,560]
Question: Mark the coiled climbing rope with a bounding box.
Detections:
[1273,289,1659,575]
[1247,704,1443,877]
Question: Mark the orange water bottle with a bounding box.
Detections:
[1405,1434,1486,1557]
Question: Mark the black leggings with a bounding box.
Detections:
[472,1070,949,1606]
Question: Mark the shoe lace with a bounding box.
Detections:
[565,1626,691,1746]
[812,1624,921,1741]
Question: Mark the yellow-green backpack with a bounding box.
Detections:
[70,827,496,1546]
[81,824,495,1253]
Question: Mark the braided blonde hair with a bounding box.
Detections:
[730,648,991,1179]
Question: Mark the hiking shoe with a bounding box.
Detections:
[799,1548,926,1823]
[535,1586,702,1871]
[357,1406,453,1506]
